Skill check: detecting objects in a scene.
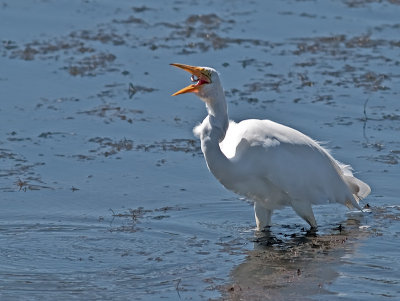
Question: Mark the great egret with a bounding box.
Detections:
[171,63,370,230]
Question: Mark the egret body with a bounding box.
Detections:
[171,63,370,230]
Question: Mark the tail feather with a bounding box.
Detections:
[343,175,371,209]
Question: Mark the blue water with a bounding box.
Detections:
[0,0,399,300]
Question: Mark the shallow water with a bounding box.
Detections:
[0,0,399,300]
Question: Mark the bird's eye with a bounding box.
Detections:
[191,75,199,82]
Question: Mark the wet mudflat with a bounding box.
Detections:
[0,0,399,300]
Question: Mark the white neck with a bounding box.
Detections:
[199,82,229,135]
[197,87,233,185]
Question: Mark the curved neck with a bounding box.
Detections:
[201,84,229,137]
[201,120,232,183]
[198,90,232,185]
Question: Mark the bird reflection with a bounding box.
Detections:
[223,217,369,300]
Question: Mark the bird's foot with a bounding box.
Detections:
[253,229,281,247]
[305,226,318,237]
[260,225,271,233]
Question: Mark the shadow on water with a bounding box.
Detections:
[220,217,370,301]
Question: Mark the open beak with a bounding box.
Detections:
[170,63,211,96]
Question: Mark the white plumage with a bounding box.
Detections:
[172,63,371,230]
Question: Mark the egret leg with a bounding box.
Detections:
[291,200,317,229]
[254,202,272,230]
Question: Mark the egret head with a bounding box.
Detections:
[170,63,222,102]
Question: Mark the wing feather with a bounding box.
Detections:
[219,119,370,208]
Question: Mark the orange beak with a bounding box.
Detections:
[170,63,211,96]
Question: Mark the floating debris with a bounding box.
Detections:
[129,82,136,98]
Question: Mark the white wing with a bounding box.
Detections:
[220,119,370,208]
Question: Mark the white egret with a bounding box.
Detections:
[171,63,370,230]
